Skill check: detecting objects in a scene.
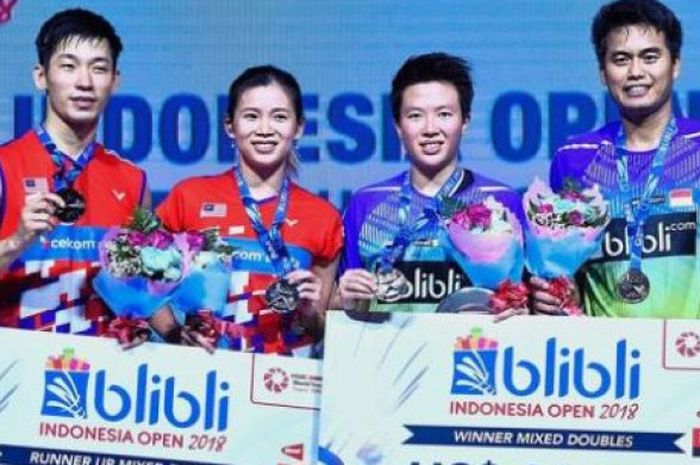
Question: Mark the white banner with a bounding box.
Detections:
[319,311,700,465]
[0,329,320,465]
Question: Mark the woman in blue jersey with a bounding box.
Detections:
[336,52,526,317]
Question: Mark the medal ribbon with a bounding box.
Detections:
[615,117,676,276]
[36,126,96,192]
[377,167,464,272]
[233,165,297,277]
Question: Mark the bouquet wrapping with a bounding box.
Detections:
[442,196,524,290]
[168,229,237,347]
[523,177,610,315]
[94,210,186,343]
[169,229,235,316]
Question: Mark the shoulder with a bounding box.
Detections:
[289,182,341,219]
[468,170,519,196]
[0,130,40,158]
[468,170,522,213]
[169,170,232,195]
[97,145,146,175]
[345,172,404,212]
[554,123,617,159]
[676,117,700,141]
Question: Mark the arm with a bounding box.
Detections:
[330,194,377,310]
[287,254,340,339]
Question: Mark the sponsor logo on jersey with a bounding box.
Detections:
[377,261,471,304]
[592,213,696,262]
[111,189,126,202]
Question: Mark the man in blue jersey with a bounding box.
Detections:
[337,52,525,315]
[532,0,700,318]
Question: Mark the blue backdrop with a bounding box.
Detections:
[1,0,698,208]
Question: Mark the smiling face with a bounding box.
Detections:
[395,81,468,177]
[34,36,119,132]
[600,24,680,121]
[225,82,304,175]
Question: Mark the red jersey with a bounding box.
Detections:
[0,130,146,334]
[157,169,343,356]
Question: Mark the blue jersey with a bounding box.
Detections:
[342,168,523,312]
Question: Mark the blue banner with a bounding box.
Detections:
[404,425,683,453]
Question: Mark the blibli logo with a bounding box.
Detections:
[450,329,641,399]
[41,348,231,431]
[382,262,468,303]
[41,348,90,418]
[451,328,499,395]
[599,215,696,261]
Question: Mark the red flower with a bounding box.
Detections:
[106,317,150,345]
[547,276,584,316]
[490,280,529,314]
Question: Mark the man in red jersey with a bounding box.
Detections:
[0,9,150,335]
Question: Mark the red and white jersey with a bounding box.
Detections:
[157,169,343,355]
[0,130,146,334]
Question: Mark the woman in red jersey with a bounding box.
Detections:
[156,66,343,357]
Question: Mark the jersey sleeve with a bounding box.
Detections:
[156,183,187,232]
[550,148,567,192]
[315,205,344,264]
[339,193,365,273]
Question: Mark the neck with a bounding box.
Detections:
[238,161,287,200]
[620,103,673,152]
[410,159,459,197]
[43,114,97,159]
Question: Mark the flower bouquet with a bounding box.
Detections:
[93,209,186,344]
[523,177,610,315]
[169,229,237,347]
[440,195,524,290]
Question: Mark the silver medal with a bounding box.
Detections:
[265,278,300,314]
[616,269,650,304]
[374,268,411,302]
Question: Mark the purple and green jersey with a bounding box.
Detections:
[551,117,700,319]
[341,168,523,312]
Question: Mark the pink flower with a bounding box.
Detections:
[466,203,492,230]
[561,190,585,202]
[146,230,174,249]
[452,210,472,229]
[127,230,148,247]
[537,203,554,214]
[569,210,584,226]
[185,230,205,252]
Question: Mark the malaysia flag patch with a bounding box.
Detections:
[23,177,49,193]
[668,188,694,209]
[200,202,227,218]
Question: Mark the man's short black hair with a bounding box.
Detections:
[391,52,473,122]
[591,0,682,68]
[36,8,123,69]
